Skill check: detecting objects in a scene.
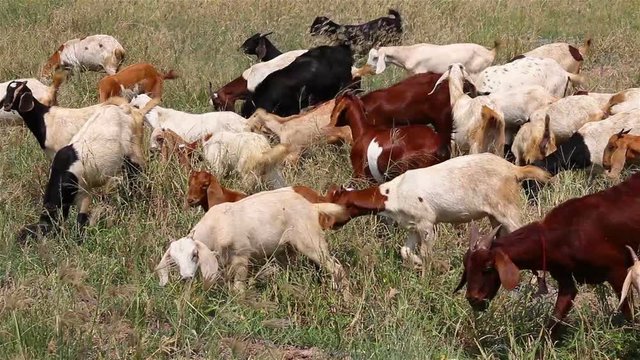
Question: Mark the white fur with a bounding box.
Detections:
[242,50,308,91]
[522,42,586,74]
[367,42,496,75]
[203,131,288,189]
[0,78,52,126]
[366,138,384,183]
[56,35,125,75]
[474,57,582,97]
[609,88,640,115]
[155,189,347,291]
[130,94,248,150]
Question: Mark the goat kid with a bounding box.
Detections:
[601,129,640,179]
[98,63,177,102]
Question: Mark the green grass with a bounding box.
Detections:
[1,0,640,358]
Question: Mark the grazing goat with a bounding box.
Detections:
[325,153,550,267]
[41,34,125,78]
[310,9,402,52]
[203,131,290,189]
[155,188,348,291]
[1,77,104,159]
[151,128,209,170]
[512,95,605,165]
[601,129,640,179]
[456,172,640,335]
[241,45,354,117]
[475,56,584,97]
[605,88,640,116]
[17,98,153,242]
[511,38,591,74]
[98,63,177,102]
[618,246,640,310]
[130,94,248,151]
[332,92,449,182]
[0,75,64,126]
[247,100,351,162]
[429,64,505,155]
[209,76,249,111]
[240,32,282,62]
[368,41,499,75]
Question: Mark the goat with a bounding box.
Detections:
[511,38,591,74]
[130,94,248,151]
[98,63,177,102]
[368,40,499,75]
[208,76,249,111]
[429,64,505,156]
[151,128,210,170]
[155,188,349,291]
[203,131,290,189]
[605,88,640,116]
[332,92,449,182]
[309,9,402,53]
[1,76,106,159]
[241,44,354,117]
[0,75,64,126]
[456,172,640,336]
[618,246,640,311]
[16,98,154,243]
[41,34,125,78]
[240,32,282,62]
[242,50,308,92]
[601,129,640,179]
[511,95,605,165]
[475,56,584,97]
[324,153,550,267]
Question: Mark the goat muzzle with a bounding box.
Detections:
[466,295,489,311]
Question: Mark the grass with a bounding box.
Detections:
[1,0,640,358]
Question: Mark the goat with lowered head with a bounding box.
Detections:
[155,188,349,291]
[41,34,125,78]
[240,32,282,62]
[601,129,640,179]
[511,38,591,74]
[368,40,499,75]
[456,172,640,336]
[17,98,154,242]
[324,153,550,268]
[98,63,177,102]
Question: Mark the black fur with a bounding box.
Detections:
[241,44,354,117]
[123,156,143,195]
[309,9,403,53]
[240,32,282,62]
[2,81,50,149]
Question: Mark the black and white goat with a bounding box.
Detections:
[240,32,282,62]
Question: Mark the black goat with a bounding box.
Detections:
[240,32,282,62]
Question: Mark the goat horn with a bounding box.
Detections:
[261,31,273,37]
[626,245,639,263]
[476,225,501,250]
[468,222,480,248]
[427,70,449,96]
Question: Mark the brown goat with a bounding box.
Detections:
[456,173,640,336]
[152,129,210,170]
[98,63,177,102]
[602,128,640,179]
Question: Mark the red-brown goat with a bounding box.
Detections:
[208,76,249,111]
[456,173,640,335]
[352,72,476,136]
[332,92,450,182]
[98,63,177,102]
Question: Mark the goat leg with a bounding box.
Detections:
[547,275,577,340]
[533,270,549,296]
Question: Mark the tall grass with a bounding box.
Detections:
[1,0,640,358]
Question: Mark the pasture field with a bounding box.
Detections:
[1,0,640,358]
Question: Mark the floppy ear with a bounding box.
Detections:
[539,114,552,156]
[195,240,219,290]
[18,92,34,112]
[494,249,519,290]
[155,246,173,286]
[256,39,267,60]
[608,141,628,178]
[375,50,387,74]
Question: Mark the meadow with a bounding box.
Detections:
[1,0,640,358]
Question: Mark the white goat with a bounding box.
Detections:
[17,99,149,242]
[618,245,640,310]
[41,35,125,78]
[0,77,60,126]
[203,131,290,189]
[606,88,640,115]
[511,95,605,165]
[242,50,308,91]
[429,63,505,155]
[367,41,499,75]
[129,94,248,151]
[329,153,550,267]
[474,56,584,97]
[518,39,591,74]
[155,188,348,291]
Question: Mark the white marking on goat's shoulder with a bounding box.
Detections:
[9,82,17,88]
[366,137,385,183]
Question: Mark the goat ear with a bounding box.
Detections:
[476,225,501,250]
[623,128,632,135]
[494,249,519,290]
[608,142,628,178]
[195,241,219,290]
[256,39,267,60]
[18,92,34,112]
[155,247,173,286]
[375,51,386,74]
[539,114,552,155]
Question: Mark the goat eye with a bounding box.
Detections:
[482,266,493,273]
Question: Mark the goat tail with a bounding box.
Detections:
[162,69,179,80]
[253,143,291,173]
[491,39,502,52]
[579,38,592,57]
[388,9,401,25]
[514,165,551,184]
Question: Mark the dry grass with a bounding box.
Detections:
[1,0,640,358]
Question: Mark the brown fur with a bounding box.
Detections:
[41,45,65,78]
[473,106,505,156]
[98,63,178,102]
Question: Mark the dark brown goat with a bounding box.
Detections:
[208,77,249,111]
[456,173,640,335]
